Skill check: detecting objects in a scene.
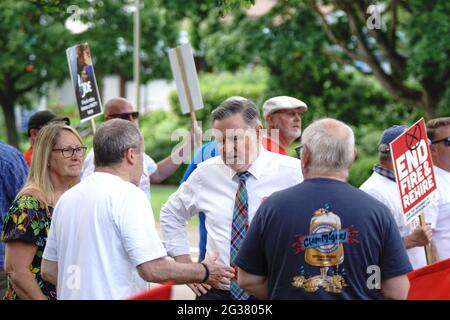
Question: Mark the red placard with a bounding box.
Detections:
[127,282,173,300]
[390,118,437,224]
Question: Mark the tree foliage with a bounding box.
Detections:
[0,0,73,146]
[74,0,180,85]
[0,0,182,146]
[212,0,450,117]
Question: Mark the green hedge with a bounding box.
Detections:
[348,155,377,188]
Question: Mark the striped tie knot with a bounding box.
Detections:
[237,171,251,182]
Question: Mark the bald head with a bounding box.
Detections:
[104,98,135,120]
[301,118,355,174]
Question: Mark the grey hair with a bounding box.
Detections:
[211,97,261,127]
[94,119,143,167]
[301,118,355,172]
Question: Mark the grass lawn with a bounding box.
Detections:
[151,184,199,227]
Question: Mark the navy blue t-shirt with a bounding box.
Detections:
[235,178,412,300]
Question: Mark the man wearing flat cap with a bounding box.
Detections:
[23,110,71,166]
[360,125,432,270]
[262,96,308,155]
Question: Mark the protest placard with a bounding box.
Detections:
[391,118,437,264]
[67,43,102,128]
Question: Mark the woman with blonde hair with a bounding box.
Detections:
[1,122,85,300]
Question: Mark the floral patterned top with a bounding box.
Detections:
[1,195,56,300]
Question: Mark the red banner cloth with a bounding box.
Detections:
[127,282,173,300]
[407,258,450,300]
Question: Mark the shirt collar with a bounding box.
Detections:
[373,164,396,182]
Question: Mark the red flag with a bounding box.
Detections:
[127,281,173,300]
[407,258,450,300]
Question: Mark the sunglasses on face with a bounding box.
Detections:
[107,112,139,121]
[432,136,450,147]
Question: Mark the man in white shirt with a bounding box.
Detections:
[360,125,432,269]
[425,117,450,261]
[160,97,303,300]
[82,97,196,199]
[41,119,234,300]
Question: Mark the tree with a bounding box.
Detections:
[0,0,183,146]
[217,0,450,117]
[310,0,450,117]
[0,0,73,147]
[74,0,180,96]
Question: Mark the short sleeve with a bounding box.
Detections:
[117,188,166,267]
[144,154,157,177]
[379,209,413,279]
[1,196,48,246]
[234,204,268,276]
[42,221,58,261]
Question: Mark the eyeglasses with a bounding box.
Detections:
[295,144,304,159]
[52,146,87,158]
[107,112,139,121]
[431,136,450,147]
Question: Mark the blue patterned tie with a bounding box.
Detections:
[230,171,252,300]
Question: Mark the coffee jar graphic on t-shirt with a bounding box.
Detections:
[291,206,359,293]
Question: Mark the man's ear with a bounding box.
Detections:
[354,147,358,161]
[29,128,39,142]
[302,145,311,168]
[124,148,136,165]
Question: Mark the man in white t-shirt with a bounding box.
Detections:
[425,117,450,261]
[81,97,196,199]
[41,119,234,300]
[360,125,432,269]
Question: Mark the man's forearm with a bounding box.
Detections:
[239,279,268,300]
[174,255,194,264]
[381,275,410,300]
[237,268,268,299]
[41,259,58,286]
[138,258,205,284]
